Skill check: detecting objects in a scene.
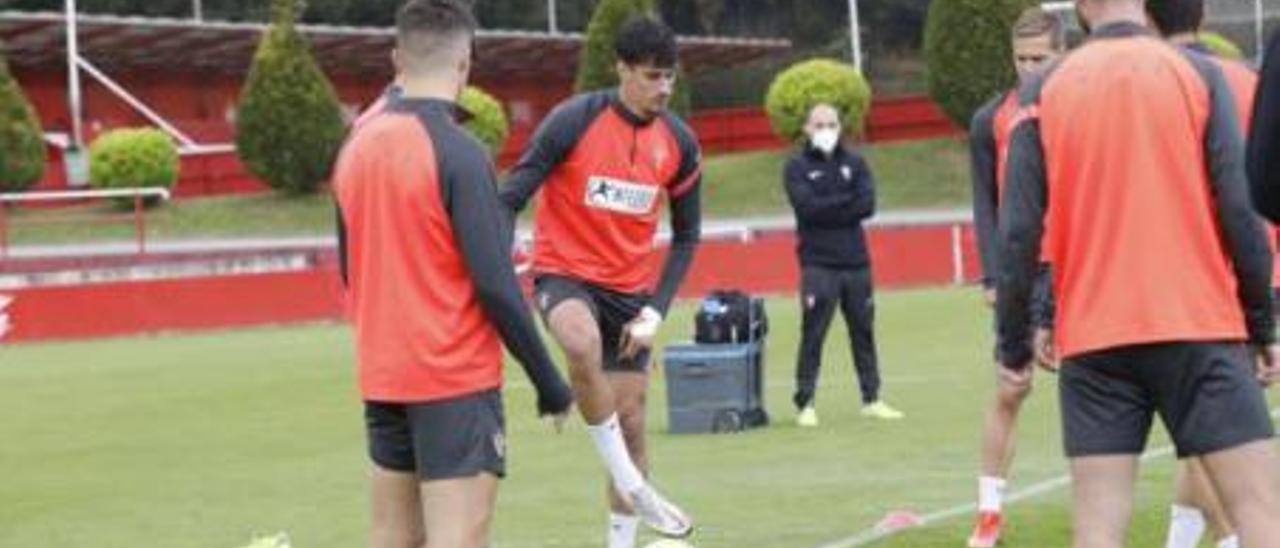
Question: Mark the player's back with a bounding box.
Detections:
[1036,26,1245,356]
[333,99,502,402]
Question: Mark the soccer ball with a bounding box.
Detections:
[237,533,291,548]
[642,540,695,548]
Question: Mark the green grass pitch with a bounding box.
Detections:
[1,287,1271,547]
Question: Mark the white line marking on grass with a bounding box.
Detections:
[816,407,1280,548]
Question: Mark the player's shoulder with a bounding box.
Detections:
[548,91,612,125]
[1169,45,1238,91]
[342,109,422,155]
[436,118,493,171]
[658,110,701,164]
[971,92,1008,130]
[384,100,493,177]
[1215,55,1259,85]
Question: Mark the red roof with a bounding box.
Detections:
[0,11,791,80]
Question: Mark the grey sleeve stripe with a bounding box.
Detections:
[1181,49,1277,344]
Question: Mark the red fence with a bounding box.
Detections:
[688,96,959,154]
[0,217,981,343]
[865,96,961,142]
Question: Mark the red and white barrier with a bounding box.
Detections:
[1,212,981,343]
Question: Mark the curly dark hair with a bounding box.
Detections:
[1147,0,1204,37]
[614,15,678,68]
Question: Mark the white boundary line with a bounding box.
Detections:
[817,407,1280,548]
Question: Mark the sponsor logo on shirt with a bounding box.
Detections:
[841,165,853,181]
[807,170,824,181]
[584,176,659,215]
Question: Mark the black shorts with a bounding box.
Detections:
[364,388,506,480]
[1059,341,1274,459]
[533,274,651,372]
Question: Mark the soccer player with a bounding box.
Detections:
[965,8,1064,546]
[499,15,700,546]
[1249,27,1280,221]
[999,1,1280,546]
[332,2,573,547]
[785,102,904,427]
[1148,2,1261,546]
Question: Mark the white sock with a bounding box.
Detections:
[608,512,640,548]
[1217,535,1240,548]
[588,414,646,494]
[1166,504,1206,548]
[978,476,1006,513]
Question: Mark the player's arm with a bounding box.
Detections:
[620,170,700,359]
[335,204,349,288]
[969,99,1002,291]
[996,104,1049,372]
[1195,56,1278,346]
[1029,264,1054,329]
[649,122,704,318]
[1249,32,1280,223]
[650,180,701,317]
[620,125,704,358]
[445,146,573,416]
[782,157,858,227]
[499,96,602,214]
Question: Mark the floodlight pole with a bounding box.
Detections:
[65,0,84,151]
[193,0,203,21]
[848,0,863,72]
[548,0,558,34]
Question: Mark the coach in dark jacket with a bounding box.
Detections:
[785,103,903,427]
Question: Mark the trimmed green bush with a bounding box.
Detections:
[235,0,345,194]
[1199,31,1245,60]
[574,0,691,117]
[764,58,873,143]
[88,128,178,207]
[924,0,1035,128]
[459,86,510,157]
[0,50,46,193]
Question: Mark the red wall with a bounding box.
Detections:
[3,270,345,342]
[17,65,959,197]
[2,223,982,343]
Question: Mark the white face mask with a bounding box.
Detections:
[811,128,841,154]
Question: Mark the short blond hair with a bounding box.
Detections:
[1012,7,1064,49]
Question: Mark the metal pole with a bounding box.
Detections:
[848,0,863,72]
[0,203,8,260]
[75,57,199,148]
[1256,0,1265,65]
[193,0,203,21]
[548,0,558,34]
[134,194,145,255]
[65,0,84,150]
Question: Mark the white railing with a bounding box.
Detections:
[515,209,978,285]
[0,187,173,258]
